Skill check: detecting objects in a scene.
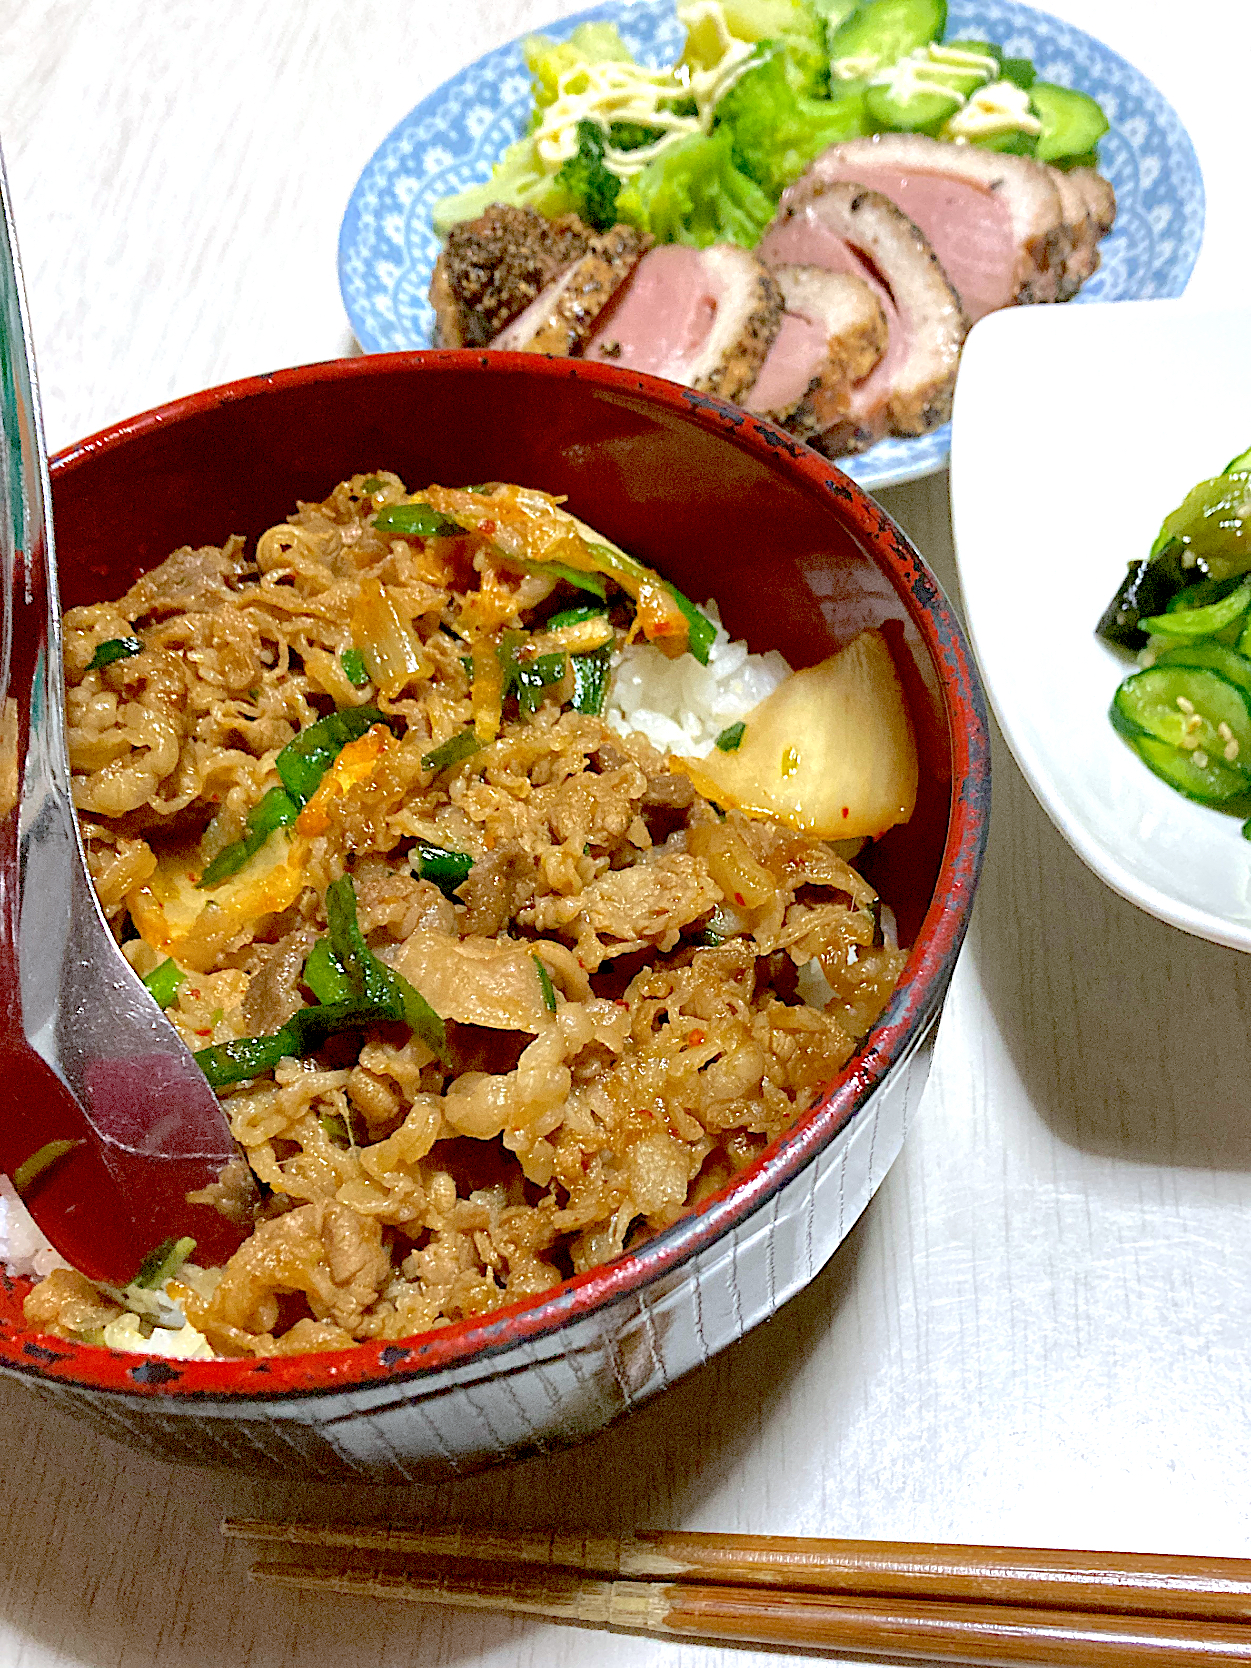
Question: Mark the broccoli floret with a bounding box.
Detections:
[556,120,621,231]
[608,120,666,151]
[616,125,775,249]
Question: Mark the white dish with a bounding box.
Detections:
[951,299,1251,952]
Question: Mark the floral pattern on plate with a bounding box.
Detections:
[338,0,1203,492]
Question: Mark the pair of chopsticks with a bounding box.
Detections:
[223,1522,1251,1664]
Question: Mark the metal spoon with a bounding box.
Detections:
[0,144,248,1283]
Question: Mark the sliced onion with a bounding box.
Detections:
[675,629,918,840]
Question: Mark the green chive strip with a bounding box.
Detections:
[665,586,717,666]
[413,841,474,900]
[302,937,356,1005]
[88,636,143,671]
[195,1001,399,1089]
[515,651,568,715]
[325,876,449,1063]
[197,882,451,1088]
[570,648,611,716]
[197,786,299,889]
[493,550,609,599]
[341,649,370,687]
[141,958,185,1008]
[372,502,460,538]
[421,729,481,773]
[132,1235,196,1290]
[533,953,557,1014]
[12,1139,82,1196]
[320,1111,352,1147]
[276,706,389,807]
[547,603,610,630]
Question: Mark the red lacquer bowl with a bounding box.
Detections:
[0,354,989,1479]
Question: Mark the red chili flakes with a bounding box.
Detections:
[734,891,746,906]
[685,1028,706,1047]
[480,519,497,536]
[842,806,849,818]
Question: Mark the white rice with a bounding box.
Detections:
[604,601,792,756]
[0,1175,72,1281]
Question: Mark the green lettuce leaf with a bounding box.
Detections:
[432,138,576,239]
[716,45,867,197]
[680,0,830,97]
[523,22,635,108]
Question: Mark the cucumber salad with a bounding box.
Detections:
[1098,445,1251,827]
[432,0,1109,248]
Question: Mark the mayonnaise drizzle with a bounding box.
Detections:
[945,78,1042,140]
[532,0,757,181]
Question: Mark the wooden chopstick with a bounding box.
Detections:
[223,1522,1251,1623]
[241,1553,1251,1665]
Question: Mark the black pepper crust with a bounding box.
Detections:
[430,205,594,347]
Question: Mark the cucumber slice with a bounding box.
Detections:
[1127,733,1251,807]
[998,55,1035,90]
[1029,82,1108,165]
[1223,444,1251,474]
[1111,666,1251,771]
[866,79,961,132]
[1154,642,1251,702]
[919,41,997,95]
[829,0,946,76]
[1141,580,1251,639]
[975,128,1037,155]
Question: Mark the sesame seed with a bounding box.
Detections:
[1176,696,1195,714]
[1193,750,1209,769]
[1181,734,1200,751]
[1219,722,1234,742]
[1227,739,1241,761]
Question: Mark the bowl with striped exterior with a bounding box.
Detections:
[0,352,990,1479]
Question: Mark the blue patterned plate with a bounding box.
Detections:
[338,0,1203,492]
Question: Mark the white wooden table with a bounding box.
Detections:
[1,4,1249,1665]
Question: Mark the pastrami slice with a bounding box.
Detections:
[759,182,967,454]
[586,244,783,404]
[492,226,650,356]
[745,266,888,437]
[781,133,1072,321]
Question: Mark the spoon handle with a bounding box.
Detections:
[0,142,246,1279]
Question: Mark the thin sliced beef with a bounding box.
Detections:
[782,133,1068,321]
[1047,165,1099,300]
[492,225,650,355]
[585,244,783,403]
[745,266,888,438]
[758,182,967,454]
[430,205,593,347]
